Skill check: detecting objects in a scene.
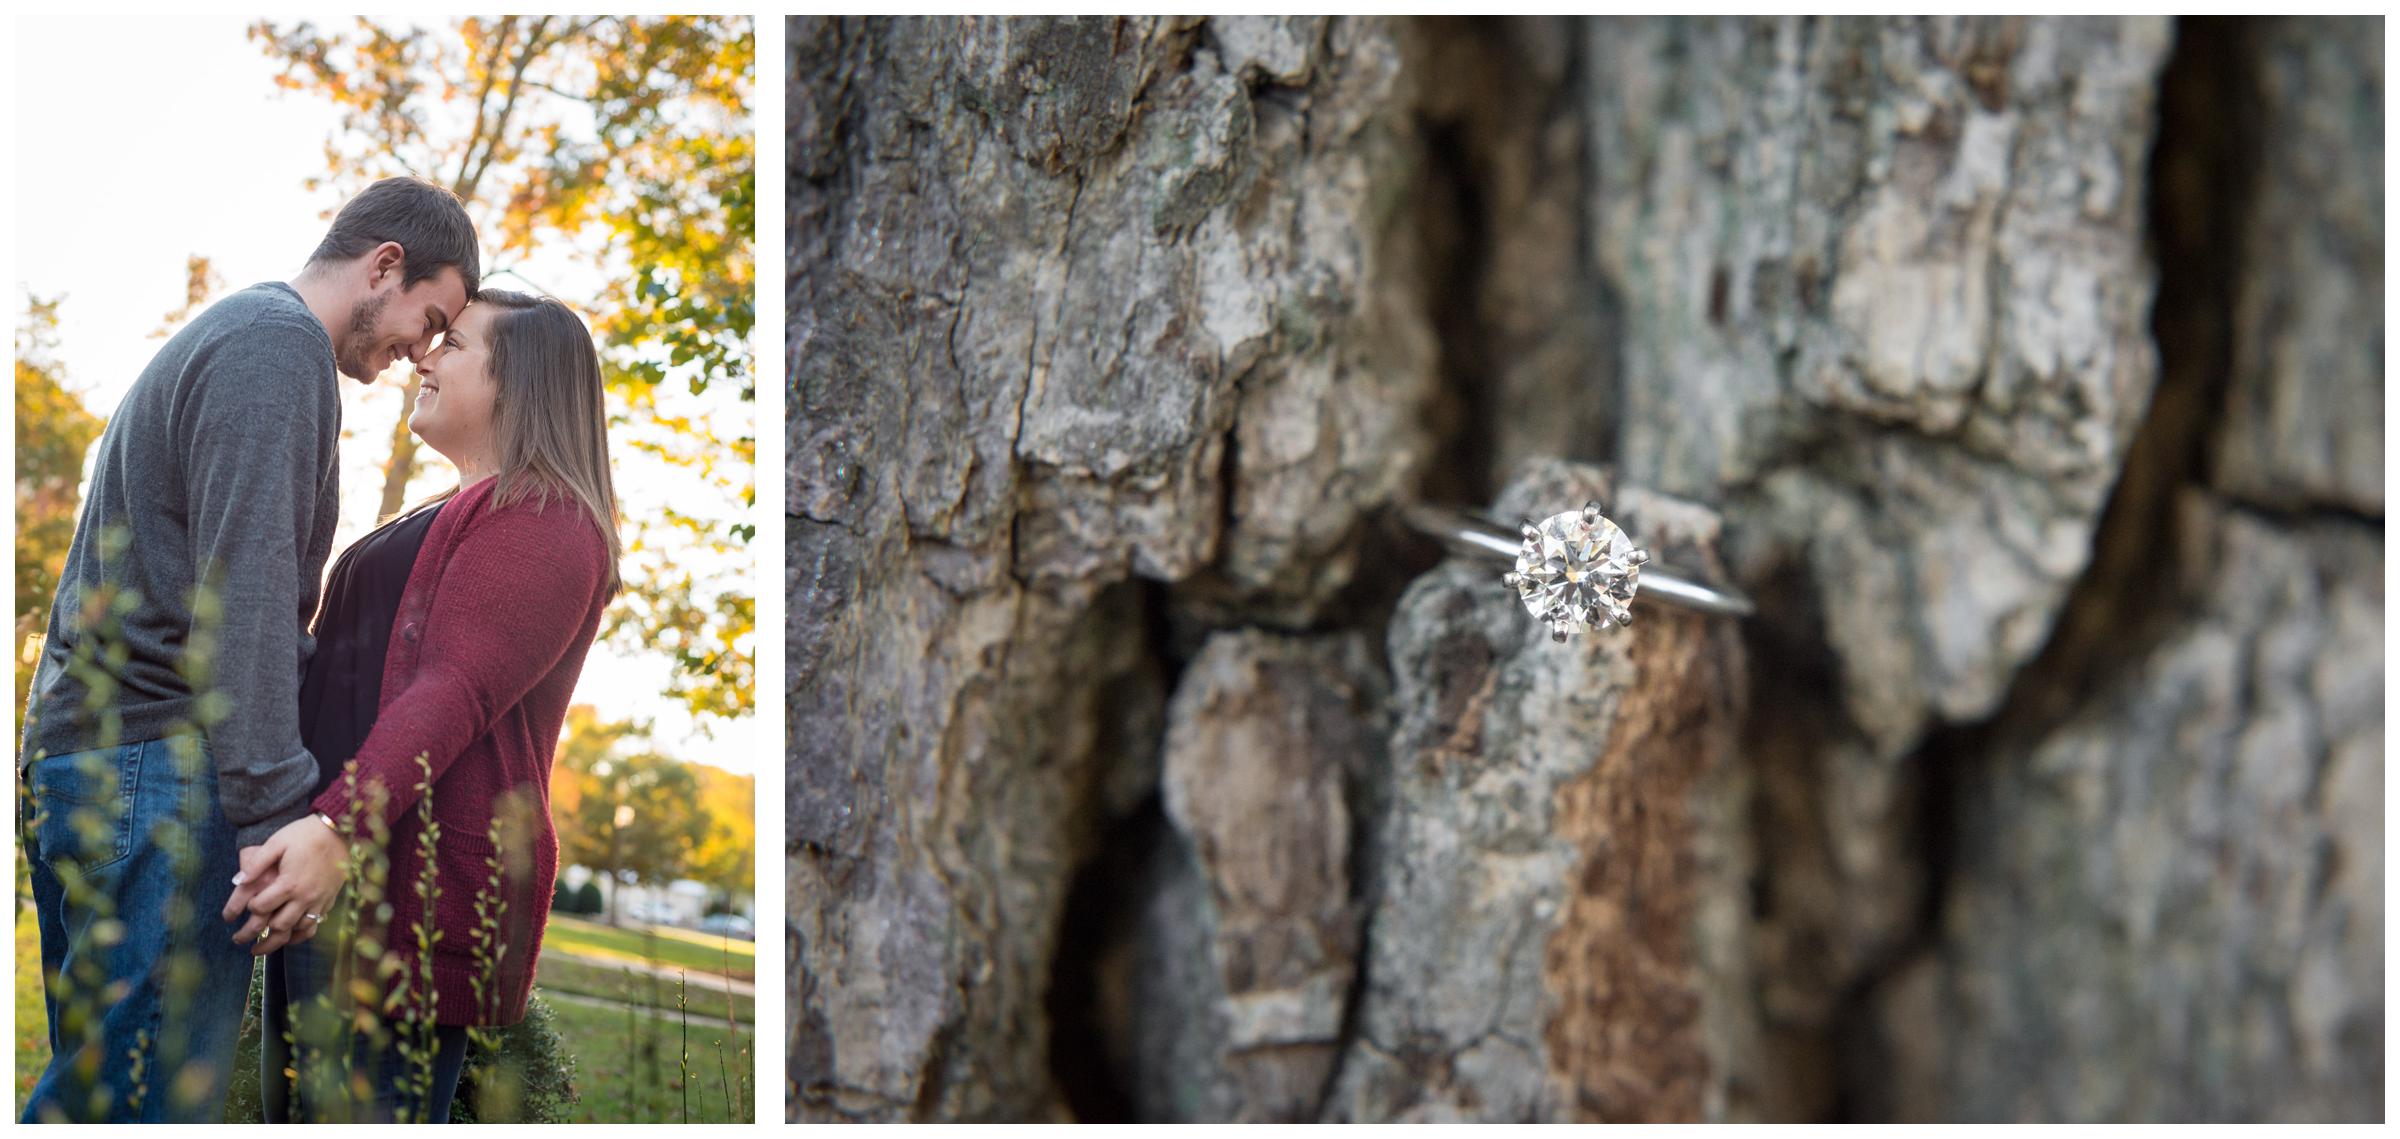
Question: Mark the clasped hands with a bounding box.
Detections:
[220,813,351,957]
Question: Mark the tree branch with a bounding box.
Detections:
[460,15,561,203]
[445,16,515,197]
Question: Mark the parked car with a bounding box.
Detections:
[697,912,755,940]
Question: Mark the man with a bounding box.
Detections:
[18,176,478,1123]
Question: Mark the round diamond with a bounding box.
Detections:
[1510,506,1642,640]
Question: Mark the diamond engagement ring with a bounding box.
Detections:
[1401,501,1755,641]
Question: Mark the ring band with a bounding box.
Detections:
[1401,501,1754,635]
[304,913,322,924]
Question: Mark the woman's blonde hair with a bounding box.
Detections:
[409,289,623,592]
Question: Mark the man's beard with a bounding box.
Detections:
[333,290,393,381]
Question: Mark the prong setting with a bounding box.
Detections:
[1506,504,1647,641]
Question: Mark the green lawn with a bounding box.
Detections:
[535,949,755,1025]
[543,995,755,1123]
[14,908,43,1114]
[541,914,755,981]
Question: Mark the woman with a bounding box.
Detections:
[231,290,621,1122]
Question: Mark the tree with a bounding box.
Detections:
[791,14,2380,1124]
[14,295,105,733]
[551,704,709,925]
[685,764,754,913]
[250,15,756,727]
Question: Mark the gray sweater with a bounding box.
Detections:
[23,282,342,848]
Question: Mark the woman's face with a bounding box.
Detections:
[409,301,500,469]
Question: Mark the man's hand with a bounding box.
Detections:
[222,843,281,921]
[226,816,348,957]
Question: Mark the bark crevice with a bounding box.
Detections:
[1842,17,2384,1121]
[1819,17,2263,1118]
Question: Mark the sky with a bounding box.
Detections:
[14,16,756,776]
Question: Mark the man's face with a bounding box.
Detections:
[333,264,469,383]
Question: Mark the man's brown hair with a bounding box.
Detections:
[306,176,481,294]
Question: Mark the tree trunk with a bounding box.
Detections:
[606,823,623,928]
[1863,16,2385,1121]
[378,373,424,520]
[792,15,1438,1120]
[789,15,2381,1122]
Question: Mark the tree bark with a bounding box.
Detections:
[790,14,2382,1122]
[1117,628,1381,1122]
[1863,16,2385,1121]
[1316,461,1752,1123]
[790,15,1436,1120]
[1576,15,2183,1118]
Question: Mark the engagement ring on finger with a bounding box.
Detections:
[304,913,322,924]
[1402,500,1754,641]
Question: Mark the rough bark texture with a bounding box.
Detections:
[1873,497,2384,1122]
[792,14,2382,1123]
[1320,461,1751,1123]
[1589,16,2173,754]
[790,15,1435,1120]
[1118,630,1381,1122]
[2210,19,2383,517]
[1861,17,2386,1122]
[1577,15,2187,1118]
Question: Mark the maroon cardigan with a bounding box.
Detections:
[311,476,611,1026]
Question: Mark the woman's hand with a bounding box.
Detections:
[224,814,349,956]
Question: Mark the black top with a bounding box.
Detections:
[299,499,444,796]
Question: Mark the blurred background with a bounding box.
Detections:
[16,15,755,1122]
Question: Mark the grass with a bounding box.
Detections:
[542,993,754,1124]
[535,949,755,1025]
[542,914,755,981]
[14,908,44,1115]
[18,900,755,1120]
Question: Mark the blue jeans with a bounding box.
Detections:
[260,935,469,1123]
[18,737,251,1123]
